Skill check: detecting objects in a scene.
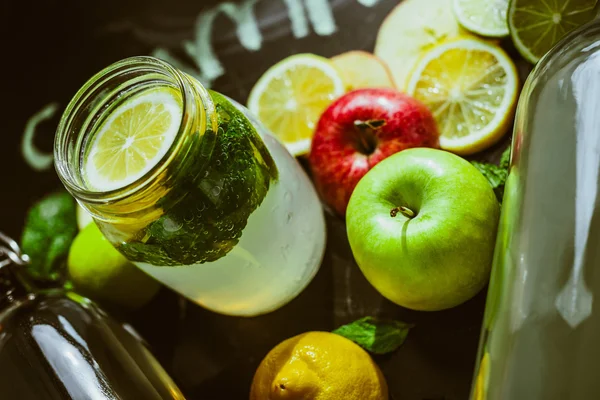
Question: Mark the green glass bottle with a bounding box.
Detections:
[0,231,185,399]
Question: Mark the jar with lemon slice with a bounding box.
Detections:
[54,57,326,317]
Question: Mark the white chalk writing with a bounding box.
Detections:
[22,0,381,170]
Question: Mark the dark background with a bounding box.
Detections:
[1,1,522,399]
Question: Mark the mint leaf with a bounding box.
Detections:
[21,191,77,282]
[499,146,511,170]
[332,316,413,355]
[471,146,511,203]
[472,161,506,189]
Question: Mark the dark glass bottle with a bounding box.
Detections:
[0,232,185,399]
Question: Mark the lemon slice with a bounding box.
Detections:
[453,0,510,37]
[374,0,471,90]
[407,38,519,155]
[84,87,182,191]
[247,54,345,157]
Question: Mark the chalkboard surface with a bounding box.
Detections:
[1,1,521,399]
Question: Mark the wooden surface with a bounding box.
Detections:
[1,1,531,399]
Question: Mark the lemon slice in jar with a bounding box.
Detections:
[83,87,182,191]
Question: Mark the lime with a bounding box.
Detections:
[508,0,598,63]
[84,87,183,191]
[247,53,345,157]
[454,0,510,37]
[68,223,161,309]
[407,38,519,155]
[76,204,93,230]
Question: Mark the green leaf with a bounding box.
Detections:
[471,146,512,203]
[332,316,413,355]
[472,161,506,188]
[21,191,78,282]
[499,146,511,170]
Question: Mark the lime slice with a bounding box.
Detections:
[84,87,183,191]
[454,0,510,37]
[247,53,345,157]
[508,0,598,63]
[407,38,519,155]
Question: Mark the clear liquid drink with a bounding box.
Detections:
[54,57,326,317]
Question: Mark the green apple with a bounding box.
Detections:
[346,148,500,311]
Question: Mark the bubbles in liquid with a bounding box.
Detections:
[163,217,183,232]
[286,212,293,223]
[211,186,222,197]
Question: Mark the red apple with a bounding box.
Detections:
[309,88,439,217]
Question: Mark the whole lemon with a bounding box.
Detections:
[250,331,388,400]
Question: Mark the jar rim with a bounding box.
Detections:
[53,56,213,205]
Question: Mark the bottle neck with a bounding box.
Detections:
[0,232,31,309]
[0,266,29,310]
[54,57,218,223]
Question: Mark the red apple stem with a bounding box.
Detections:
[390,206,415,219]
[354,119,386,130]
[353,119,385,155]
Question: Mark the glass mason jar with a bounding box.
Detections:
[470,15,600,400]
[54,57,326,317]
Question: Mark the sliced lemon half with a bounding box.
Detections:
[407,38,519,155]
[247,53,345,157]
[84,87,182,191]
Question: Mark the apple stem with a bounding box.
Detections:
[353,119,385,155]
[390,206,415,219]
